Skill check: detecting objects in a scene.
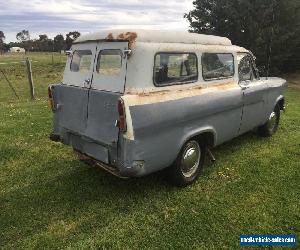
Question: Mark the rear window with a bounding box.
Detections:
[97,50,122,76]
[202,53,234,80]
[154,53,198,86]
[70,50,92,73]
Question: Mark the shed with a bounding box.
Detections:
[9,47,25,53]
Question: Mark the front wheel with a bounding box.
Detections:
[258,104,280,137]
[166,140,206,187]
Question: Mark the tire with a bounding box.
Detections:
[167,139,206,187]
[258,104,280,137]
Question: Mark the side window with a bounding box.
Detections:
[154,53,198,86]
[70,50,92,73]
[97,50,122,76]
[238,54,256,82]
[202,53,234,80]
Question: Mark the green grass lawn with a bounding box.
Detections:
[0,53,299,249]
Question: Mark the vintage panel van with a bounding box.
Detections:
[48,30,287,186]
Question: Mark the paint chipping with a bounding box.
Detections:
[123,82,237,107]
[127,81,233,96]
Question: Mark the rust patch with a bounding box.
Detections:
[105,32,138,49]
[124,82,237,107]
[127,82,234,96]
[117,32,138,49]
[214,82,236,90]
[137,89,170,97]
[105,33,114,40]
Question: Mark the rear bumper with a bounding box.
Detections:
[75,150,128,178]
[51,131,110,164]
[49,132,145,178]
[75,151,145,178]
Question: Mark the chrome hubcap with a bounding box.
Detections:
[181,141,201,178]
[267,111,277,131]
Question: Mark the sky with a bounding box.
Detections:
[0,0,194,42]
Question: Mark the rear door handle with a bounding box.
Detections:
[84,78,91,88]
[241,85,249,90]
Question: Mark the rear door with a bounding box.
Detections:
[85,42,128,146]
[63,42,97,88]
[58,42,96,135]
[91,42,128,92]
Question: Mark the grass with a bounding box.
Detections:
[0,53,299,249]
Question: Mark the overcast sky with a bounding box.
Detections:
[0,0,193,42]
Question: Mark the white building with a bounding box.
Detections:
[9,47,25,53]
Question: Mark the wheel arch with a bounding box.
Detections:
[274,95,285,111]
[179,127,217,153]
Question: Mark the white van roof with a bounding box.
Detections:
[74,29,232,46]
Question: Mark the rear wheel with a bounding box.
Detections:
[258,104,280,137]
[167,140,206,187]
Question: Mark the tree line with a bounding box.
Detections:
[1,0,300,74]
[185,0,300,73]
[0,30,81,53]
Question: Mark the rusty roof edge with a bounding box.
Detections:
[73,29,232,46]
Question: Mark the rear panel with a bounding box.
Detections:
[52,41,128,166]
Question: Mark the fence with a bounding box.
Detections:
[0,52,66,101]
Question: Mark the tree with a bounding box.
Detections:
[36,34,51,51]
[0,31,5,43]
[16,30,31,52]
[54,34,65,51]
[66,31,81,50]
[16,30,30,42]
[0,31,5,52]
[38,34,48,42]
[185,0,300,73]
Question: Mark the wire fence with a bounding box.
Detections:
[0,52,66,102]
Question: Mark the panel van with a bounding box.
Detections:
[49,30,287,186]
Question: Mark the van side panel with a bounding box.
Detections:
[265,77,288,116]
[119,86,243,176]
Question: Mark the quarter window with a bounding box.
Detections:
[70,50,92,73]
[238,54,257,81]
[154,53,198,86]
[97,50,122,76]
[202,53,234,80]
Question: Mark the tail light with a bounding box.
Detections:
[116,98,127,132]
[48,85,55,111]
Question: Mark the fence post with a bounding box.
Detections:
[25,57,35,100]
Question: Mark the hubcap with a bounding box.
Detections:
[181,141,201,178]
[267,111,277,131]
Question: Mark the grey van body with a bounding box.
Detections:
[50,30,287,177]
